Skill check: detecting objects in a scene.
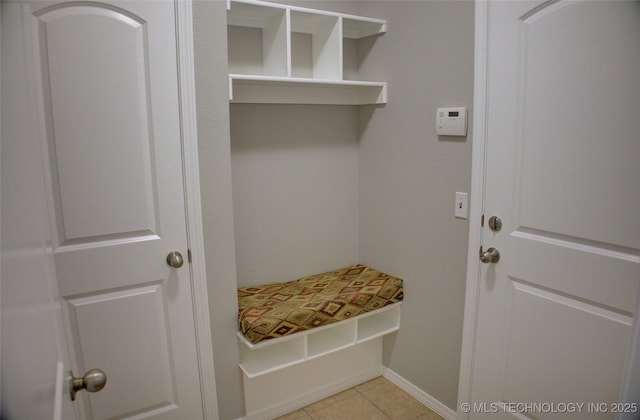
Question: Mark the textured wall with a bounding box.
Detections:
[192,1,244,418]
[231,105,360,287]
[357,1,474,411]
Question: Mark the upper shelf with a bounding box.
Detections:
[229,74,387,105]
[227,0,386,38]
[227,0,387,105]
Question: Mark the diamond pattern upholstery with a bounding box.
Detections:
[238,264,404,344]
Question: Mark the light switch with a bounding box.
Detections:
[437,107,467,136]
[455,192,468,219]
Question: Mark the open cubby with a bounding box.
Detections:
[227,0,387,105]
[239,335,306,377]
[307,319,356,359]
[290,11,341,80]
[227,1,288,77]
[357,305,402,342]
[238,302,401,377]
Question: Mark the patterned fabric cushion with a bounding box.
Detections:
[238,264,404,344]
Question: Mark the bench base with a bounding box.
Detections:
[243,338,384,419]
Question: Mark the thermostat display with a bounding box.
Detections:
[436,107,467,136]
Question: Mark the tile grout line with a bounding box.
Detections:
[278,376,440,420]
[356,377,440,420]
[300,380,391,420]
[355,382,392,419]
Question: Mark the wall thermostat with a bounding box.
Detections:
[436,107,467,136]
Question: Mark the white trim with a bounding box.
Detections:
[175,1,219,419]
[241,367,384,420]
[235,365,455,420]
[383,368,456,420]
[456,1,489,419]
[618,284,640,420]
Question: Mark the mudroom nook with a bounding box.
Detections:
[227,1,407,415]
[194,0,474,418]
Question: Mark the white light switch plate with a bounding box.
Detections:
[455,192,468,219]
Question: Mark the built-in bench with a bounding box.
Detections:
[236,265,404,417]
[236,264,403,377]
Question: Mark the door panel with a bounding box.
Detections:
[38,4,159,243]
[66,283,176,419]
[471,1,640,418]
[503,281,630,408]
[516,1,640,250]
[506,233,639,314]
[25,1,204,418]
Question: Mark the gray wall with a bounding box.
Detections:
[357,1,474,410]
[231,105,360,287]
[194,1,474,418]
[193,1,244,419]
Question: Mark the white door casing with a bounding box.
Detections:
[18,0,218,418]
[459,1,640,419]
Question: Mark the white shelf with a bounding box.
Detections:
[227,0,386,105]
[238,302,401,377]
[229,74,386,105]
[342,16,386,39]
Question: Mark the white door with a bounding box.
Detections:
[21,1,204,418]
[465,1,640,418]
[2,3,75,417]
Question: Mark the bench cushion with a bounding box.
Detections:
[237,264,404,344]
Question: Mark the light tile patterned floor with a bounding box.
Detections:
[275,376,444,420]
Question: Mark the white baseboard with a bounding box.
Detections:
[242,367,384,420]
[238,363,456,420]
[383,368,457,420]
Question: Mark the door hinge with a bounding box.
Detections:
[481,214,485,227]
[187,249,192,263]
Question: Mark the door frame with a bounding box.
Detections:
[174,1,219,418]
[455,1,488,416]
[456,2,639,418]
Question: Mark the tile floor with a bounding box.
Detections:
[275,376,444,420]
